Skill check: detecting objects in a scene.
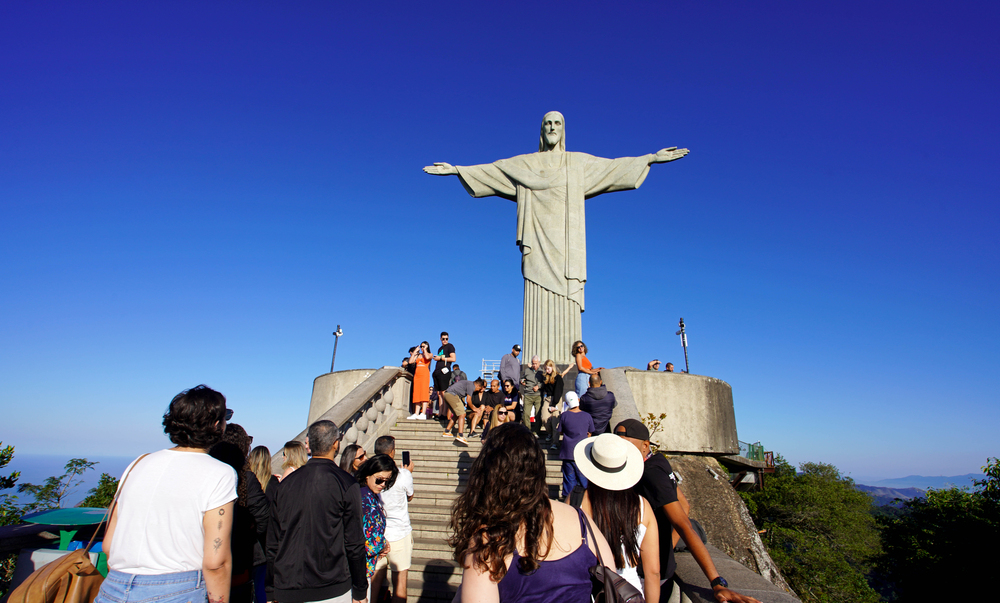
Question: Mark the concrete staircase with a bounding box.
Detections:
[388,418,564,602]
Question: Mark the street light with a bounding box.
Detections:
[675,317,690,374]
[330,325,343,372]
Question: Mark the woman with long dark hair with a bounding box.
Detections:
[575,433,660,602]
[210,424,270,603]
[450,422,616,602]
[356,454,399,601]
[501,378,521,422]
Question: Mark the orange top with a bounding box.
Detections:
[579,355,592,371]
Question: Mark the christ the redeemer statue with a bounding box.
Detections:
[424,111,689,364]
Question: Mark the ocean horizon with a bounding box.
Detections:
[5,454,137,508]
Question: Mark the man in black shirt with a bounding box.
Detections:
[615,419,758,603]
[432,332,456,403]
[268,420,368,603]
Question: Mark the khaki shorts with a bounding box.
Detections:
[374,532,413,572]
[440,392,467,415]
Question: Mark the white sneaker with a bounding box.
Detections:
[418,414,427,420]
[407,413,419,420]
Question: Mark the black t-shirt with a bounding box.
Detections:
[634,453,679,581]
[482,390,505,409]
[435,343,455,372]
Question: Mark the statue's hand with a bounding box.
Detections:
[652,147,690,163]
[423,162,458,175]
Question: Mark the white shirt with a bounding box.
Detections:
[380,467,413,542]
[617,496,649,592]
[108,449,237,574]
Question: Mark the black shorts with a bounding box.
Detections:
[433,368,451,391]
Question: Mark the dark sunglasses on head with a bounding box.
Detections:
[374,477,388,485]
[224,409,234,421]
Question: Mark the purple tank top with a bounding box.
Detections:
[497,509,596,603]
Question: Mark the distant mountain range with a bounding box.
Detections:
[863,474,979,490]
[854,473,981,507]
[855,485,926,506]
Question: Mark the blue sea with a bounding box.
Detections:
[4,454,137,508]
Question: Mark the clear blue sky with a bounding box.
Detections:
[2,1,997,482]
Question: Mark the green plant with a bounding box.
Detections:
[17,458,97,513]
[80,473,119,508]
[0,443,22,598]
[640,412,668,452]
[743,455,881,603]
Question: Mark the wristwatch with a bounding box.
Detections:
[710,577,728,589]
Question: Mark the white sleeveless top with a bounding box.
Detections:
[616,496,648,592]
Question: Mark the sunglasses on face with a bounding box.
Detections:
[374,477,388,485]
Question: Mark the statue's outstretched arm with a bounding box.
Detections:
[422,162,459,176]
[650,147,690,164]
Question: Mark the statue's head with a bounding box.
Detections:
[539,111,565,152]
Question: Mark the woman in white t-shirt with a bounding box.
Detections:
[96,385,238,603]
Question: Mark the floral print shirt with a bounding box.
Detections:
[360,486,387,580]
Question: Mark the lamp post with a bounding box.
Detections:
[675,317,690,374]
[330,325,343,372]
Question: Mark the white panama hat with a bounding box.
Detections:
[573,432,644,491]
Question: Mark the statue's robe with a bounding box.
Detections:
[457,151,653,363]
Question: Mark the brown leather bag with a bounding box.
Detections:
[6,549,105,603]
[8,454,149,603]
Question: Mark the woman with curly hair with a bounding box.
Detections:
[450,422,616,602]
[96,385,237,603]
[355,454,398,602]
[210,425,270,603]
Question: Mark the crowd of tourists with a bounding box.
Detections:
[95,356,759,603]
[400,333,616,447]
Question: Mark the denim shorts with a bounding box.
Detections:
[96,569,206,603]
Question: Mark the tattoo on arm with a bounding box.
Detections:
[219,509,225,515]
[217,520,222,529]
[213,537,222,551]
[209,596,225,603]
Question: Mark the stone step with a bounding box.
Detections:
[409,579,458,602]
[412,470,562,485]
[413,537,454,556]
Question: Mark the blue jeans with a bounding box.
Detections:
[96,570,206,603]
[562,460,588,498]
[575,372,589,397]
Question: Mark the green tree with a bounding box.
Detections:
[0,443,22,598]
[79,473,119,508]
[17,458,97,513]
[741,455,881,603]
[876,457,1000,601]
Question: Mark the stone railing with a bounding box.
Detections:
[270,366,411,468]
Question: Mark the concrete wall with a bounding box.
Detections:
[599,369,739,455]
[625,370,739,455]
[307,368,380,426]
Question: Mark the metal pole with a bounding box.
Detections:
[675,317,690,374]
[330,325,342,372]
